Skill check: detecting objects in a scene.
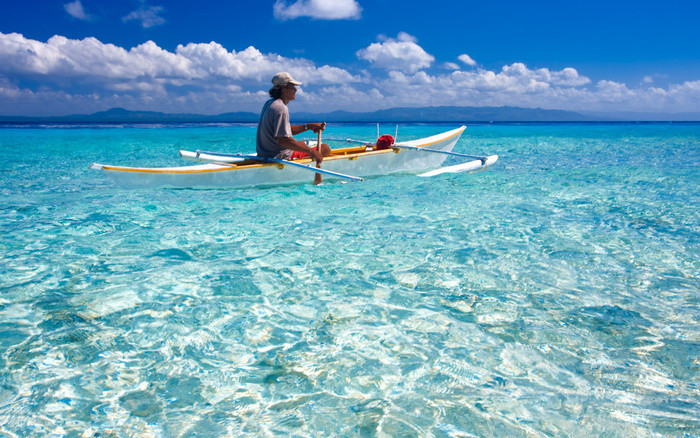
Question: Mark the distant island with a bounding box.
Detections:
[1,106,698,123]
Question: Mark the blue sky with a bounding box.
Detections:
[1,0,699,116]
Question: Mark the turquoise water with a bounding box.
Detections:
[1,123,698,436]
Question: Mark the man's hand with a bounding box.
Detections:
[310,147,323,163]
[307,122,326,134]
[276,136,326,163]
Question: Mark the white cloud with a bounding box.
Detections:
[0,78,21,98]
[174,42,360,85]
[458,54,477,67]
[546,67,591,87]
[64,0,90,20]
[0,32,362,114]
[122,5,166,28]
[495,63,591,88]
[0,32,698,116]
[677,79,700,92]
[357,32,435,74]
[0,33,361,85]
[595,80,634,102]
[360,63,689,113]
[306,84,383,107]
[274,0,362,20]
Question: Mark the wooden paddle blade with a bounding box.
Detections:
[314,124,324,185]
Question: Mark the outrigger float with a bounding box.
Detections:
[90,126,498,188]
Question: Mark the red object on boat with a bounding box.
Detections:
[376,134,394,150]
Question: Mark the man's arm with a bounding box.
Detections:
[290,122,326,136]
[276,136,323,162]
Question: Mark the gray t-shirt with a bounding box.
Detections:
[256,99,292,158]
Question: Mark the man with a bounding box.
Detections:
[256,72,330,162]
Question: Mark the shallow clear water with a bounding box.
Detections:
[1,123,699,436]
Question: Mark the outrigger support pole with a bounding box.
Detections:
[392,144,489,164]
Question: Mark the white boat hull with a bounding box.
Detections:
[90,126,495,188]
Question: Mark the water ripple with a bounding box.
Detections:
[1,123,699,436]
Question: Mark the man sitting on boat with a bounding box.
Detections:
[256,72,330,162]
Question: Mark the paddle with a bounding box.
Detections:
[192,150,363,182]
[269,156,363,181]
[313,122,325,185]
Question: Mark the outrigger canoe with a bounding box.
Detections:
[90,126,498,189]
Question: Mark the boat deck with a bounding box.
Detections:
[216,145,392,169]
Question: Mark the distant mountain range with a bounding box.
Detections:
[1,106,698,123]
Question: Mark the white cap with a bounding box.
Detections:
[272,72,302,87]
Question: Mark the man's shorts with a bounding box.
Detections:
[275,149,309,160]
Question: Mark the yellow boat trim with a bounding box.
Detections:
[404,126,465,148]
[102,163,254,174]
